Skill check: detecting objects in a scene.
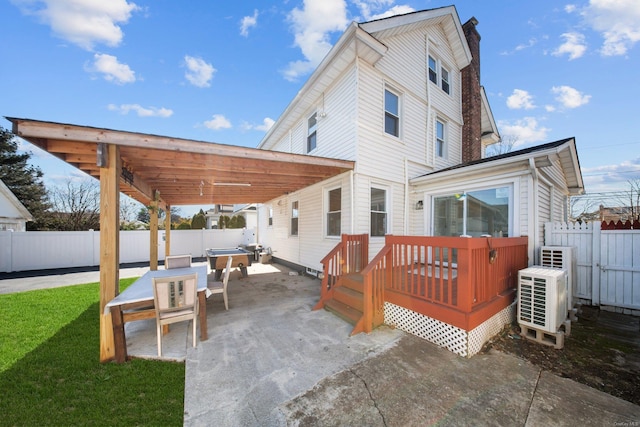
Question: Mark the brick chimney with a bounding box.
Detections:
[461,17,482,163]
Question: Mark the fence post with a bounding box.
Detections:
[591,221,601,305]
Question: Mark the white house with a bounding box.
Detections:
[0,179,32,232]
[255,7,583,272]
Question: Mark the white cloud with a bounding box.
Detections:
[184,55,215,88]
[255,118,275,132]
[582,0,640,56]
[283,0,349,81]
[86,53,135,84]
[565,4,577,13]
[107,104,173,117]
[367,5,414,21]
[545,105,556,112]
[12,0,140,50]
[506,89,536,110]
[551,85,591,108]
[204,114,232,130]
[582,158,640,190]
[497,117,550,145]
[240,9,258,37]
[552,32,587,60]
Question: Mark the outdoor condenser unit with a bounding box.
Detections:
[518,267,567,333]
[540,246,575,314]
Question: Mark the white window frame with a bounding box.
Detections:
[370,185,389,237]
[290,200,299,236]
[268,206,273,227]
[435,118,447,159]
[428,55,438,84]
[428,55,451,96]
[429,182,515,238]
[325,186,342,238]
[307,112,317,153]
[440,66,450,94]
[384,87,400,138]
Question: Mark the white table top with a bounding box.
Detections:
[104,265,208,313]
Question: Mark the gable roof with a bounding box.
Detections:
[412,137,585,195]
[359,5,472,69]
[259,5,475,151]
[0,179,33,221]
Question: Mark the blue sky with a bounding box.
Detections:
[1,0,639,218]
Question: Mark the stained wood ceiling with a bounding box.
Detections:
[8,118,354,207]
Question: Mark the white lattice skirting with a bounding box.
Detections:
[384,302,516,357]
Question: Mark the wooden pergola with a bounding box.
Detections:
[8,117,354,362]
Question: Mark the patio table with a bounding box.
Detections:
[104,265,209,363]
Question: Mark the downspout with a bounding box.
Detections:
[528,158,539,264]
[425,36,433,166]
[350,170,355,234]
[404,158,409,235]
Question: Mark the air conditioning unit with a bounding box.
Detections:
[540,246,575,314]
[518,267,567,333]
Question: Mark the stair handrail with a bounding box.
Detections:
[315,234,369,311]
[359,243,392,333]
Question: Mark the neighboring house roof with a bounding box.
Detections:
[258,5,486,150]
[412,137,585,195]
[0,179,33,222]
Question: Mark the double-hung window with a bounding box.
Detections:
[268,207,273,226]
[441,67,450,94]
[307,112,317,153]
[436,119,446,158]
[291,201,299,236]
[326,187,341,237]
[428,55,451,95]
[370,187,387,237]
[384,89,399,137]
[428,55,438,84]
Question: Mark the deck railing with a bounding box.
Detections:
[379,235,529,330]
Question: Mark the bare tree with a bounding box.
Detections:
[485,134,518,157]
[48,178,100,230]
[619,179,640,221]
[568,195,596,222]
[119,195,142,224]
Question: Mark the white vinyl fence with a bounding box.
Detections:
[0,228,257,273]
[544,221,640,314]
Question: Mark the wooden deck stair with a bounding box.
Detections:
[323,273,365,333]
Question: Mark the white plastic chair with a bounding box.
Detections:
[165,254,192,269]
[207,256,233,310]
[152,273,198,357]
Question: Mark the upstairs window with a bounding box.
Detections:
[384,89,399,137]
[428,55,451,95]
[370,187,387,237]
[291,201,299,236]
[428,55,438,84]
[441,67,450,94]
[268,207,273,226]
[307,112,317,153]
[326,187,341,237]
[436,119,446,158]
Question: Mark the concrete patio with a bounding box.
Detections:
[2,261,639,426]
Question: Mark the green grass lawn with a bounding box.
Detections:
[0,279,185,426]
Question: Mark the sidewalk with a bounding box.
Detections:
[2,264,639,426]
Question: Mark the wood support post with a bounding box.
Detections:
[164,204,171,257]
[99,144,120,363]
[150,198,158,271]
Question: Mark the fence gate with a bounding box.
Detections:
[544,221,640,312]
